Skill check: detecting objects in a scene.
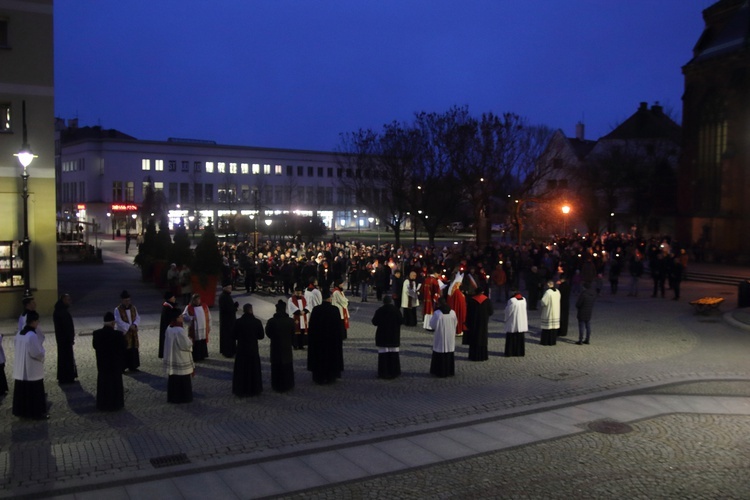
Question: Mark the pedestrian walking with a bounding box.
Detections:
[183,293,210,362]
[540,280,561,346]
[115,290,140,373]
[575,282,597,345]
[372,296,403,379]
[232,303,265,397]
[287,286,309,349]
[331,279,350,339]
[53,293,77,384]
[12,311,47,419]
[92,312,126,411]
[504,291,528,357]
[219,280,238,358]
[429,297,458,378]
[465,286,493,361]
[265,300,295,393]
[307,288,345,385]
[159,291,177,359]
[164,309,194,403]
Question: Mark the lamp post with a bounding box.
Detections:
[14,101,37,298]
[561,204,571,236]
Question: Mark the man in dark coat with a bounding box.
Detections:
[575,282,597,345]
[371,296,402,379]
[232,303,264,397]
[53,293,77,384]
[218,280,238,358]
[265,300,295,392]
[307,288,345,384]
[159,291,177,359]
[557,275,571,337]
[465,287,493,361]
[92,312,126,411]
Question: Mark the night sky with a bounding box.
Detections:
[54,1,715,151]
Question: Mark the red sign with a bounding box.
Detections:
[76,204,86,210]
[111,204,138,212]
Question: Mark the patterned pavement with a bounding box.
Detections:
[0,239,749,498]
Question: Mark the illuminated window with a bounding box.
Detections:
[275,164,282,175]
[142,159,151,171]
[263,164,271,175]
[241,163,249,174]
[154,182,164,192]
[230,162,237,174]
[206,162,214,173]
[155,159,164,171]
[252,163,260,174]
[0,102,10,132]
[217,162,226,174]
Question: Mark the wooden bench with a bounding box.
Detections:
[689,296,724,314]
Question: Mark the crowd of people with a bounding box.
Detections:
[1,230,690,419]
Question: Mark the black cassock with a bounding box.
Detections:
[558,279,571,337]
[219,291,238,358]
[92,325,126,411]
[53,299,77,383]
[307,302,345,384]
[465,294,493,361]
[232,313,264,397]
[265,312,296,392]
[372,303,402,379]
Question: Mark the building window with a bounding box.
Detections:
[180,183,189,203]
[327,167,333,178]
[297,166,304,176]
[241,163,249,174]
[217,162,226,174]
[0,102,10,132]
[274,164,282,175]
[155,159,164,171]
[154,182,164,192]
[126,182,134,202]
[275,186,283,204]
[141,159,151,171]
[241,185,250,201]
[169,183,178,202]
[194,183,203,202]
[194,161,201,172]
[230,162,237,174]
[287,165,293,176]
[112,181,123,202]
[206,162,214,173]
[263,164,271,175]
[182,161,189,172]
[205,184,213,202]
[337,168,342,178]
[317,167,323,177]
[308,166,314,177]
[252,163,260,174]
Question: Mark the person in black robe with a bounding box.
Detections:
[219,280,238,358]
[307,288,345,385]
[372,296,402,379]
[265,300,295,392]
[159,291,177,359]
[465,288,493,361]
[232,303,265,397]
[53,293,78,384]
[92,312,126,411]
[557,275,571,337]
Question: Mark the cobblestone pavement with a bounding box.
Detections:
[0,240,749,498]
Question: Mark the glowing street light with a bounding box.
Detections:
[561,204,571,235]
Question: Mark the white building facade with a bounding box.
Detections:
[59,125,378,238]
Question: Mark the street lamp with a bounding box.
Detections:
[14,101,37,298]
[107,212,114,240]
[561,204,571,236]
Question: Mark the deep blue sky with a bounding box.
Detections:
[54,1,715,151]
